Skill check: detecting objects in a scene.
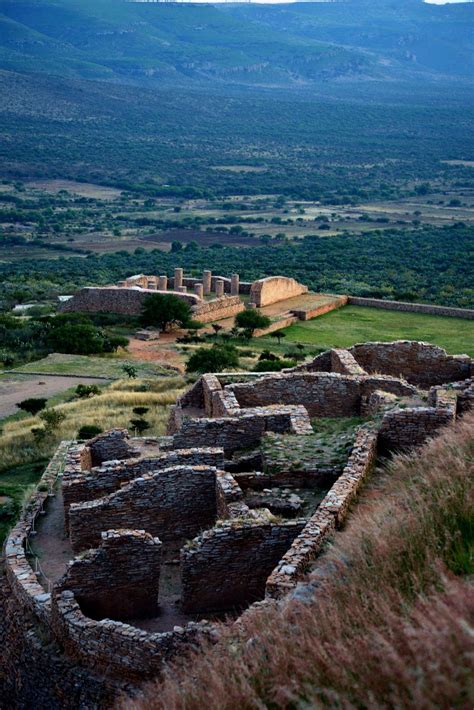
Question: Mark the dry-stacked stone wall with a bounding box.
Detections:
[249,276,308,307]
[69,465,219,552]
[63,447,224,528]
[60,286,200,315]
[266,428,378,599]
[227,372,415,417]
[87,428,139,465]
[378,389,457,451]
[349,340,472,387]
[56,529,162,621]
[181,519,305,613]
[192,295,245,323]
[172,406,312,455]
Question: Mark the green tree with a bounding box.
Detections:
[122,364,138,379]
[130,418,151,435]
[16,398,47,416]
[141,294,192,332]
[186,344,239,374]
[39,408,66,433]
[270,330,286,346]
[75,384,101,399]
[235,309,271,336]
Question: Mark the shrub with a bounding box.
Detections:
[16,398,48,416]
[77,425,103,440]
[186,344,239,374]
[253,358,296,372]
[75,384,101,399]
[39,408,66,432]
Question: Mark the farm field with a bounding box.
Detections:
[282,306,474,357]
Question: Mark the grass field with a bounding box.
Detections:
[0,460,47,544]
[282,306,474,356]
[11,354,173,379]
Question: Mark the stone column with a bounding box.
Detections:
[194,283,204,300]
[147,280,156,290]
[215,279,225,298]
[203,270,212,296]
[176,286,187,294]
[174,268,183,290]
[231,273,240,296]
[158,275,168,291]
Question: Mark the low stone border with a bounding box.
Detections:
[3,440,73,624]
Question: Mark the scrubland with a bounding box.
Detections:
[126,413,474,710]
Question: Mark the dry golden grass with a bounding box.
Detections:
[123,413,474,710]
[0,377,186,471]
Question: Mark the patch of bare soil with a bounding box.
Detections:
[127,334,186,372]
[0,374,106,419]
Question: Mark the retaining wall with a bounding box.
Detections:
[249,276,308,307]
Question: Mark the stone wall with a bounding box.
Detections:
[172,406,312,455]
[192,295,245,323]
[292,294,348,321]
[349,341,472,387]
[63,447,224,527]
[249,276,308,307]
[330,349,366,375]
[181,519,305,613]
[87,428,138,466]
[348,296,474,320]
[266,428,378,599]
[60,286,200,315]
[56,529,162,621]
[69,465,219,552]
[378,389,457,451]
[227,372,415,417]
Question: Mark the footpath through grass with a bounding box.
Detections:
[282,305,474,356]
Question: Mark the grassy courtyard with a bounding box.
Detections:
[282,306,474,357]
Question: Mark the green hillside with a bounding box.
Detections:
[0,0,473,87]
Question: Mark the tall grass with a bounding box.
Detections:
[125,413,474,710]
[0,377,185,471]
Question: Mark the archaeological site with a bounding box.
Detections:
[1,335,473,707]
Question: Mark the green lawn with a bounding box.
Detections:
[10,354,173,379]
[282,306,474,356]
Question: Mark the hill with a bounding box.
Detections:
[0,0,473,87]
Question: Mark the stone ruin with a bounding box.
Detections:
[2,340,473,707]
[59,269,311,323]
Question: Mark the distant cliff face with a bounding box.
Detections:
[0,0,472,87]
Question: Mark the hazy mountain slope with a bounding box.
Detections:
[226,0,474,79]
[1,0,472,88]
[0,0,375,86]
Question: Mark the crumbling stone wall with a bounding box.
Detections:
[56,530,162,621]
[87,428,138,466]
[69,465,219,552]
[378,389,457,451]
[266,428,378,599]
[172,406,312,455]
[181,519,305,613]
[349,341,472,387]
[62,447,224,528]
[330,349,366,375]
[227,372,415,417]
[249,276,308,307]
[292,294,348,321]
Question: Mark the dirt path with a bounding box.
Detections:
[0,374,106,419]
